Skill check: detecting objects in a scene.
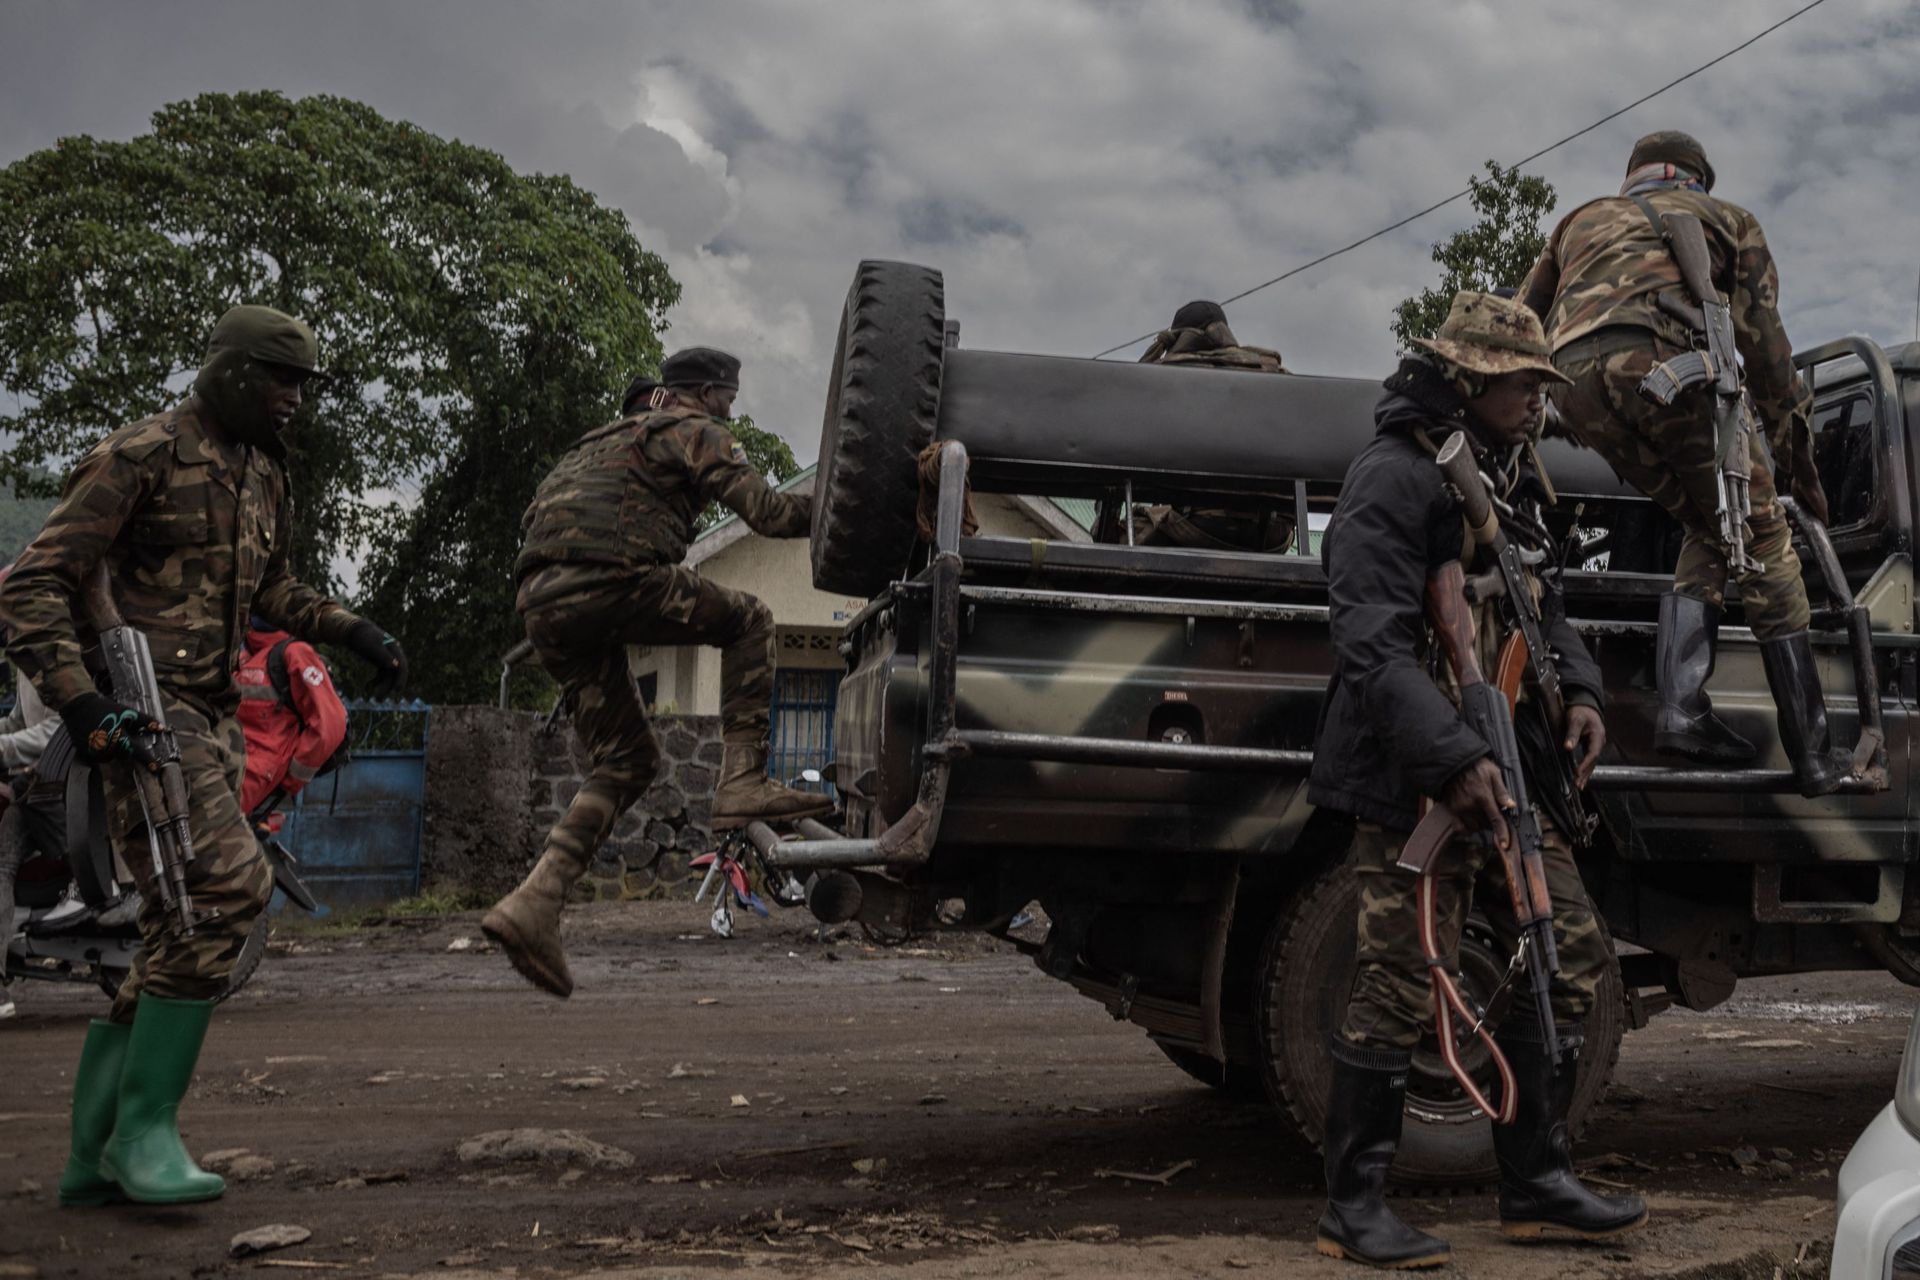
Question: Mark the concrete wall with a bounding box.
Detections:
[421,705,722,901]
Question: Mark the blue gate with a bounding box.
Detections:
[768,669,838,797]
[273,701,429,912]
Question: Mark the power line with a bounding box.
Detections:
[1092,0,1831,359]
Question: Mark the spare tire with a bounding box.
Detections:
[810,260,946,597]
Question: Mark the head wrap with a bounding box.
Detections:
[1627,130,1715,193]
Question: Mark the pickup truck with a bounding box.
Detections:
[750,259,1913,1188]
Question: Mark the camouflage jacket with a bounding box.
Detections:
[516,408,810,589]
[0,399,362,716]
[1519,185,1811,448]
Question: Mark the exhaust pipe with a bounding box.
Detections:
[803,868,923,933]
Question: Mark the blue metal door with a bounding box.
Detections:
[274,702,428,911]
[768,669,838,797]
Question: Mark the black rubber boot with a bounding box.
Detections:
[1653,594,1756,763]
[1315,1041,1450,1270]
[1760,629,1854,798]
[1494,1021,1647,1241]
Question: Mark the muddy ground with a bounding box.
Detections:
[2,899,1909,1279]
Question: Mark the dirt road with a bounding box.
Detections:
[3,900,1907,1279]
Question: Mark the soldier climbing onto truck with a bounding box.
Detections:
[1310,292,1643,1267]
[1521,129,1854,797]
[483,347,831,1000]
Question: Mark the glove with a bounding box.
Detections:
[345,619,408,698]
[60,691,162,766]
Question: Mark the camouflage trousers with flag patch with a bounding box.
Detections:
[518,562,777,871]
[1339,818,1610,1051]
[1554,334,1809,639]
[102,698,271,1024]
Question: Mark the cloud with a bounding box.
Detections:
[3,0,1916,469]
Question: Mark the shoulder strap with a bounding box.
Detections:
[267,637,297,714]
[1629,193,1668,243]
[1412,427,1477,564]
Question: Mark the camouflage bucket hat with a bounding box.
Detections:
[207,304,321,376]
[1412,292,1570,384]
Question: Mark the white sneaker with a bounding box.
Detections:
[0,994,15,1020]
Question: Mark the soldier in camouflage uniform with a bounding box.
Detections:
[1309,294,1645,1268]
[1124,301,1295,553]
[0,306,406,1208]
[1520,131,1850,797]
[483,347,829,999]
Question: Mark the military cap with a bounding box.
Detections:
[1171,300,1228,331]
[1414,292,1570,384]
[660,347,741,389]
[1628,130,1714,192]
[206,304,320,375]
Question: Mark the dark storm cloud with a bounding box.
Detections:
[3,0,1917,475]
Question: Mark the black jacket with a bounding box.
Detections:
[1307,359,1605,832]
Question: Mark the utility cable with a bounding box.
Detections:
[1092,0,1830,359]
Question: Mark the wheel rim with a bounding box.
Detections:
[1403,920,1509,1126]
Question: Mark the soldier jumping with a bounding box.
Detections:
[0,306,407,1207]
[1310,293,1646,1267]
[1521,130,1851,796]
[483,347,830,999]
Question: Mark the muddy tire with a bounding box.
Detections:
[809,260,946,597]
[1256,861,1624,1190]
[1153,1039,1268,1104]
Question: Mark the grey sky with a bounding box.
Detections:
[3,0,1916,470]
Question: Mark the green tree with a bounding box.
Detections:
[0,91,677,703]
[696,413,800,532]
[1392,162,1556,348]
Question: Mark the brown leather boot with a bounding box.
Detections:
[711,740,833,829]
[480,849,585,998]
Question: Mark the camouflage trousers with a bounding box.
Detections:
[102,699,270,1024]
[1555,333,1808,639]
[520,563,775,870]
[1339,818,1609,1051]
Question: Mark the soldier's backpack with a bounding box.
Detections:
[264,638,351,779]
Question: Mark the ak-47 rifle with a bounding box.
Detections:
[1399,557,1560,1057]
[1633,205,1761,577]
[1435,431,1590,847]
[79,563,201,937]
[1398,432,1565,1053]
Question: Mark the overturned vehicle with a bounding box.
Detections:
[757,259,1912,1187]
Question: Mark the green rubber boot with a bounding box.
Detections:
[58,1019,131,1207]
[99,996,226,1205]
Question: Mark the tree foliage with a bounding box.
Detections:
[0,91,678,703]
[1391,162,1556,348]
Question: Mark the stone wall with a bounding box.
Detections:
[421,706,722,901]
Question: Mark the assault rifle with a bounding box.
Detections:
[1399,557,1560,1049]
[1433,431,1589,847]
[1634,206,1761,577]
[1398,434,1566,1049]
[80,563,201,937]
